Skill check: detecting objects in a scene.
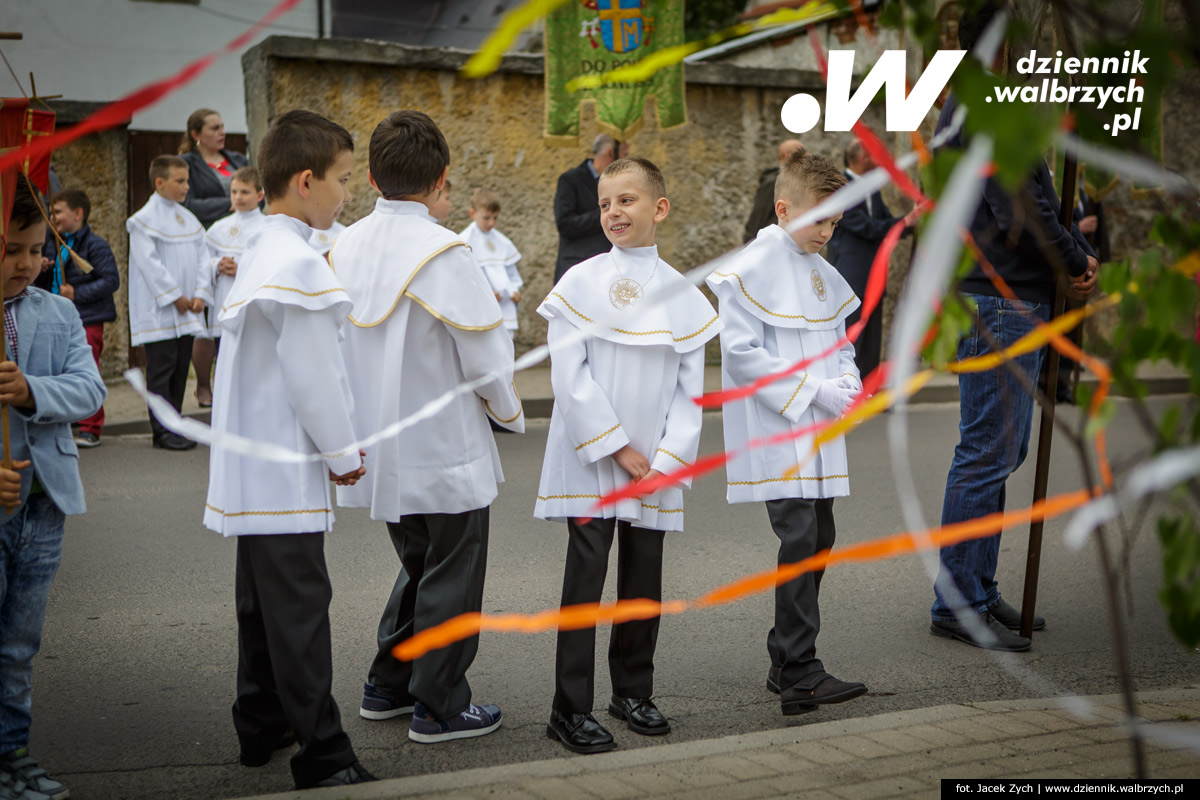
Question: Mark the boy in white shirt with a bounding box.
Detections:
[536,157,721,754]
[203,110,375,790]
[706,152,867,716]
[459,189,523,334]
[202,166,266,350]
[126,155,211,450]
[333,110,523,744]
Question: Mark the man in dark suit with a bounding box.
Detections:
[553,135,616,282]
[825,140,916,377]
[743,139,805,243]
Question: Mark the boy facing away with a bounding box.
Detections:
[1,173,106,800]
[706,152,868,716]
[203,110,375,790]
[333,110,523,744]
[536,157,721,754]
[37,188,120,448]
[126,155,210,451]
[459,188,523,334]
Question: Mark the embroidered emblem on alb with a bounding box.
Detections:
[319,233,329,243]
[229,226,240,238]
[810,269,827,302]
[175,213,186,226]
[485,240,496,252]
[609,278,643,309]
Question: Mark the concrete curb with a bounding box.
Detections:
[228,686,1200,800]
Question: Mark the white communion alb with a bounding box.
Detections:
[203,214,360,536]
[459,221,523,331]
[333,198,524,521]
[202,207,267,338]
[307,220,346,255]
[707,224,862,504]
[126,193,209,345]
[534,245,722,532]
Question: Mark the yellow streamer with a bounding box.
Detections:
[462,0,573,78]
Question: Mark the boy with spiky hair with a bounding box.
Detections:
[203,110,375,790]
[459,188,523,334]
[127,155,210,450]
[537,156,721,754]
[333,110,522,744]
[707,152,868,717]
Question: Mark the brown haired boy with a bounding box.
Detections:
[126,155,210,450]
[459,188,523,334]
[707,152,868,716]
[334,109,522,743]
[203,109,375,789]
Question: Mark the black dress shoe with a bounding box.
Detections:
[608,695,670,735]
[780,675,867,715]
[931,612,1032,651]
[767,666,782,695]
[546,709,616,754]
[153,432,197,451]
[987,597,1045,631]
[305,761,376,788]
[239,730,295,767]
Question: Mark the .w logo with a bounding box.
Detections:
[781,50,967,132]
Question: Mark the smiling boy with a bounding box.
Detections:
[707,152,868,717]
[536,157,721,754]
[203,110,374,790]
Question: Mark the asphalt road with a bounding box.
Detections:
[28,398,1197,799]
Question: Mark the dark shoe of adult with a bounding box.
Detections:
[153,433,197,451]
[608,696,671,736]
[546,709,617,754]
[987,596,1045,632]
[767,666,782,695]
[930,612,1032,652]
[780,675,867,715]
[304,761,376,788]
[239,731,295,768]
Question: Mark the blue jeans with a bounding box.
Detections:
[0,493,66,752]
[931,294,1050,621]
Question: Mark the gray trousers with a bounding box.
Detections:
[367,508,489,720]
[765,498,836,691]
[233,533,356,787]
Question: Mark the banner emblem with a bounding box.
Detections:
[599,0,643,54]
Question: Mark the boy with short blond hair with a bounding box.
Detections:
[127,155,210,450]
[204,110,374,790]
[707,152,867,716]
[459,188,523,334]
[537,156,721,754]
[334,110,523,744]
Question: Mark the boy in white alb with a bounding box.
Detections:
[333,111,522,744]
[536,158,721,754]
[203,110,375,791]
[202,166,266,343]
[308,218,346,256]
[127,155,211,450]
[706,152,868,717]
[459,188,523,334]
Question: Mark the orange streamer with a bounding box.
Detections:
[393,488,1094,661]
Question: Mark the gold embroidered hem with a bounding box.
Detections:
[484,383,523,423]
[780,374,810,414]
[656,448,690,467]
[406,291,503,331]
[727,474,848,486]
[575,423,622,451]
[205,503,333,518]
[713,270,856,322]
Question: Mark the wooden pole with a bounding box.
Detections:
[1018,153,1077,639]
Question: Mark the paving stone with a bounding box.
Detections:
[1011,710,1091,733]
[522,776,600,800]
[937,742,1021,766]
[783,741,859,765]
[1134,703,1193,722]
[1004,731,1098,753]
[900,724,968,748]
[656,776,782,800]
[860,729,938,754]
[983,714,1055,737]
[604,766,705,796]
[823,734,902,759]
[741,748,822,774]
[562,773,642,800]
[1069,724,1135,743]
[828,776,930,800]
[700,753,779,781]
[936,716,1006,744]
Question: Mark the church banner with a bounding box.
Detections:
[544,0,687,143]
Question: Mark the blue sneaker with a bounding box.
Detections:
[408,701,502,743]
[359,682,415,720]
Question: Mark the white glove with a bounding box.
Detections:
[813,379,859,416]
[836,374,861,391]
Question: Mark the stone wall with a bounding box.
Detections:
[47,101,130,378]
